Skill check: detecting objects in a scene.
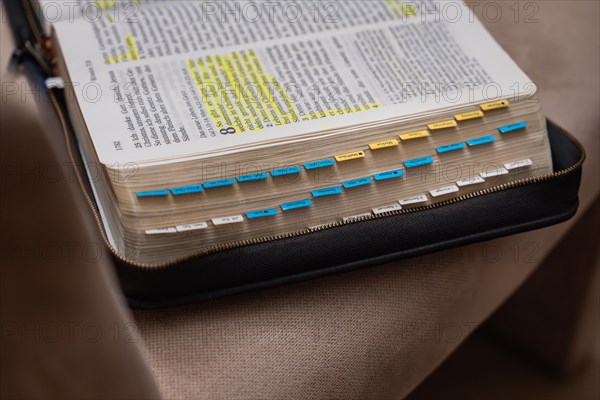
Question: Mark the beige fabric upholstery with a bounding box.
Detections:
[0,8,160,398]
[484,200,600,373]
[0,101,161,398]
[0,1,598,399]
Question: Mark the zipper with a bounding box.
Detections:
[20,0,44,45]
[48,89,586,271]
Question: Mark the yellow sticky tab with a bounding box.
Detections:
[455,110,484,121]
[399,130,430,141]
[335,151,366,162]
[428,120,458,130]
[480,100,509,111]
[369,139,399,150]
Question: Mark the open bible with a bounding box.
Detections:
[46,0,552,264]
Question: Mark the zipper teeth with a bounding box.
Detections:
[50,90,130,263]
[50,89,586,271]
[21,0,44,47]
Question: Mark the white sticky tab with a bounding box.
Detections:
[45,77,64,89]
[176,222,208,232]
[481,168,509,178]
[212,215,244,226]
[456,176,486,187]
[373,204,402,215]
[505,159,533,170]
[430,185,460,197]
[399,194,428,206]
[145,227,177,235]
[343,213,372,223]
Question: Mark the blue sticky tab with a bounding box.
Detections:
[246,209,278,219]
[171,184,203,196]
[436,143,465,154]
[270,166,302,177]
[281,199,312,211]
[373,169,404,181]
[203,179,235,189]
[343,177,373,189]
[499,121,527,133]
[404,156,434,169]
[137,190,169,198]
[304,159,336,170]
[236,172,269,183]
[467,135,495,146]
[312,186,343,198]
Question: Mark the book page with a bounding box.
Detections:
[53,0,535,166]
